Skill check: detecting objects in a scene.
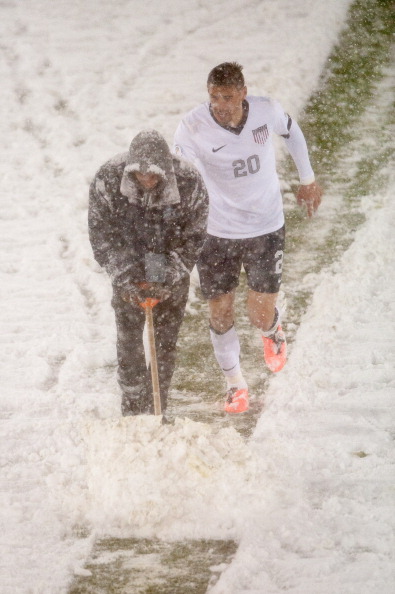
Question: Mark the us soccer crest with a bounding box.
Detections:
[252,124,269,145]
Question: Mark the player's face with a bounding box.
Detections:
[208,84,247,127]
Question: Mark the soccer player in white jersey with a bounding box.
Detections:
[174,62,322,413]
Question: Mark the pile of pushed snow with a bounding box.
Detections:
[84,416,263,540]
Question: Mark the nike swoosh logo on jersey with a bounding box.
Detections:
[212,145,226,152]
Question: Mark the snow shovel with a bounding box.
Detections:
[140,252,168,417]
[139,297,161,416]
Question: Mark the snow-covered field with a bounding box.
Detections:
[1,1,394,592]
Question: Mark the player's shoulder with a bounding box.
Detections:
[247,95,279,110]
[179,102,211,131]
[183,101,209,119]
[247,95,286,125]
[248,94,272,103]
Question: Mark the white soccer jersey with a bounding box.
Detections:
[174,95,314,239]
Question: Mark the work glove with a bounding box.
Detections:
[120,284,145,305]
[146,283,171,302]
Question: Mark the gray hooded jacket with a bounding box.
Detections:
[88,130,209,287]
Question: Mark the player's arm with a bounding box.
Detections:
[283,119,323,217]
[272,100,323,217]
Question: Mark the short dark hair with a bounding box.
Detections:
[207,62,245,88]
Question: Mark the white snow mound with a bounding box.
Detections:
[84,416,261,539]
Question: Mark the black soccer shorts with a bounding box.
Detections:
[197,226,285,299]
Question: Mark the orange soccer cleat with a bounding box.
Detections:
[224,387,249,413]
[262,325,287,372]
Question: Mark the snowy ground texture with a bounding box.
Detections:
[1,0,394,593]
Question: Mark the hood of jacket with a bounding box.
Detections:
[120,130,180,208]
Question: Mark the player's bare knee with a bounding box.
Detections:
[208,294,234,332]
[209,312,234,334]
[209,306,234,333]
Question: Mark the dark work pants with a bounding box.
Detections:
[111,278,190,415]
